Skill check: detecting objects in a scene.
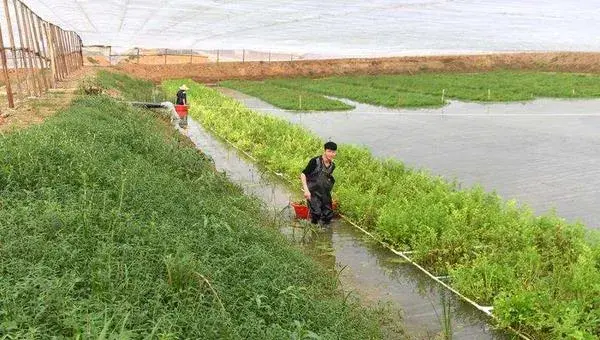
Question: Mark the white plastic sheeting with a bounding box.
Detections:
[21,0,600,56]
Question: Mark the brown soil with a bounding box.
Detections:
[84,56,111,66]
[0,66,104,133]
[116,52,600,83]
[117,55,208,65]
[83,55,209,67]
[0,68,43,85]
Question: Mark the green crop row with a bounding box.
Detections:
[223,71,600,110]
[163,79,600,339]
[0,93,384,338]
[221,80,353,111]
[270,78,444,108]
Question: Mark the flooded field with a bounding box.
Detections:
[220,87,600,229]
[183,119,511,339]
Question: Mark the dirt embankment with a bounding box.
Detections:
[117,52,600,83]
[0,68,41,85]
[0,66,102,132]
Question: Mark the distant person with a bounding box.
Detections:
[176,84,188,105]
[300,141,337,225]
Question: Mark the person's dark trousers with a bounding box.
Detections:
[308,190,334,224]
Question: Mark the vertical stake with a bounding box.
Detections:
[3,0,22,97]
[14,0,33,95]
[0,20,15,107]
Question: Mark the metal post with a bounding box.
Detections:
[13,0,32,95]
[58,28,68,75]
[66,32,73,72]
[78,36,83,67]
[216,49,219,64]
[242,49,245,63]
[44,23,57,84]
[3,0,22,96]
[64,32,70,71]
[57,26,67,78]
[34,14,49,87]
[29,10,48,90]
[60,30,67,72]
[61,30,71,74]
[74,34,80,69]
[0,20,15,107]
[68,33,74,69]
[25,5,47,91]
[164,48,167,64]
[49,25,61,79]
[49,25,63,79]
[21,4,41,96]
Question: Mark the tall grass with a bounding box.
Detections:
[0,95,383,338]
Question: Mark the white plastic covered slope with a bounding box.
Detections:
[21,0,600,56]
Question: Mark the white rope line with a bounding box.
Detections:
[167,104,600,117]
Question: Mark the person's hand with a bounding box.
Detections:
[303,190,311,201]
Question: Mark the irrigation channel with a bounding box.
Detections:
[179,117,510,339]
[219,88,600,229]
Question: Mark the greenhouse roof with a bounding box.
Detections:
[22,0,600,56]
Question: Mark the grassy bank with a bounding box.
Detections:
[164,79,600,339]
[223,71,600,109]
[94,70,168,102]
[0,93,384,338]
[221,80,353,111]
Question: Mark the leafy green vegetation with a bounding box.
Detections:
[164,79,600,339]
[223,71,600,109]
[0,94,384,338]
[95,70,168,102]
[270,78,444,108]
[220,80,353,111]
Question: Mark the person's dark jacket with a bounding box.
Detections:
[176,90,187,105]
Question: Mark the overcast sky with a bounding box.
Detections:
[19,0,600,56]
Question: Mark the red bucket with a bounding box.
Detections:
[174,104,189,119]
[291,201,309,219]
[291,200,338,220]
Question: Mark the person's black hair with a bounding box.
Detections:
[324,141,337,151]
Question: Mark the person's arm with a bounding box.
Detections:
[300,173,310,200]
[300,158,316,200]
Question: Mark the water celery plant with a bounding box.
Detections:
[164,78,600,339]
